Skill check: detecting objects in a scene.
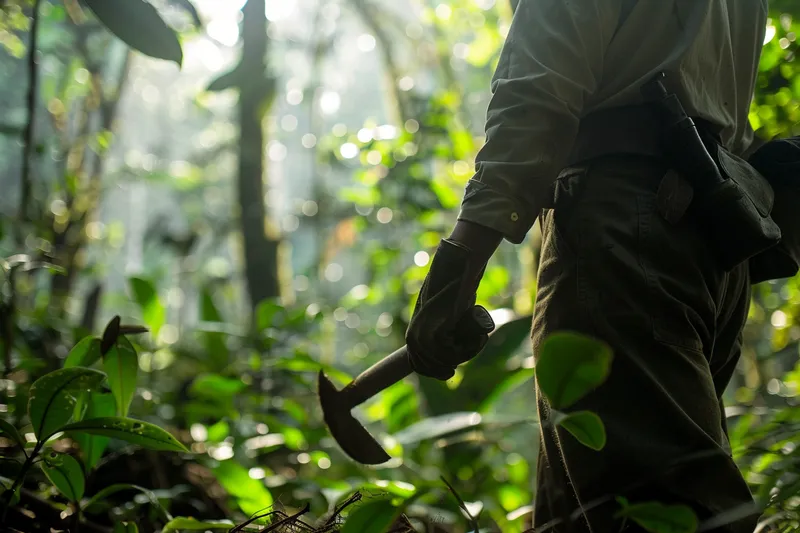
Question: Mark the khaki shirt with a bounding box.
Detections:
[458,0,769,244]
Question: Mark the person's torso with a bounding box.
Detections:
[585,0,768,156]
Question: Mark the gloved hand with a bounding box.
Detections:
[406,238,496,380]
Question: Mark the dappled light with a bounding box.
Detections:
[0,0,798,532]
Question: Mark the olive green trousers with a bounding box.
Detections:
[531,156,759,533]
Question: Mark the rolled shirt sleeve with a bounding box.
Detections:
[458,0,623,244]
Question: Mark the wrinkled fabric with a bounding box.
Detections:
[532,156,758,533]
[458,0,768,245]
[405,239,495,380]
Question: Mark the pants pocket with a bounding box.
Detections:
[546,166,590,259]
[571,163,713,356]
[637,190,714,355]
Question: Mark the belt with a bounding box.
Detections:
[566,104,723,167]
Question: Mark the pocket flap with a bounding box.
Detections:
[716,145,774,217]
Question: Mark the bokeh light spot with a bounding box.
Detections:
[377,207,393,223]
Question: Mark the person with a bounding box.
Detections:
[405,1,773,531]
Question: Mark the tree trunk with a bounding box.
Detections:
[237,0,281,314]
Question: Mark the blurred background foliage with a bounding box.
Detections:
[0,0,798,532]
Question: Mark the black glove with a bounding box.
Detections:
[406,238,496,380]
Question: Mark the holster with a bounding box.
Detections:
[693,139,781,271]
[566,102,781,273]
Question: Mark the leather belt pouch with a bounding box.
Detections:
[691,143,781,271]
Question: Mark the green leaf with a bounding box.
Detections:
[113,522,138,533]
[1,487,20,507]
[83,0,183,66]
[103,336,138,417]
[162,517,234,532]
[0,418,24,448]
[553,410,606,451]
[391,412,484,445]
[342,497,402,533]
[206,67,243,92]
[213,460,273,517]
[128,277,166,336]
[41,452,85,501]
[420,314,533,416]
[82,483,163,516]
[206,420,229,442]
[61,417,188,452]
[271,352,352,385]
[64,336,102,368]
[535,332,613,409]
[478,368,535,413]
[28,367,107,440]
[72,393,116,470]
[615,501,698,533]
[481,315,533,359]
[200,287,229,370]
[168,0,202,27]
[256,300,284,330]
[189,374,245,400]
[101,316,121,355]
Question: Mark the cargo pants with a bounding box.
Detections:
[531,155,759,533]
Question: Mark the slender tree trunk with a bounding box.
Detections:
[237,0,280,314]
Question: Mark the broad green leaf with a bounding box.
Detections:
[392,412,484,445]
[213,460,273,517]
[64,336,102,368]
[189,374,245,400]
[481,315,533,359]
[421,314,533,416]
[281,398,308,424]
[200,287,229,370]
[41,452,85,501]
[478,368,535,413]
[256,300,284,330]
[271,353,352,385]
[61,417,188,452]
[101,315,121,355]
[497,484,527,512]
[28,367,106,440]
[81,483,167,520]
[342,497,402,533]
[206,419,229,442]
[280,426,308,450]
[103,336,138,417]
[162,517,234,532]
[535,332,613,409]
[128,277,165,336]
[615,501,698,533]
[206,67,242,92]
[83,0,183,66]
[113,523,138,533]
[72,393,116,469]
[553,410,606,451]
[359,481,417,499]
[0,418,24,448]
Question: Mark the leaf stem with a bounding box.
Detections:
[1,440,43,522]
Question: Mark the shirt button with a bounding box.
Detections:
[510,212,519,222]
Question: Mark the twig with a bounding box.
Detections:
[439,475,479,533]
[19,0,42,228]
[322,490,362,527]
[4,487,112,533]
